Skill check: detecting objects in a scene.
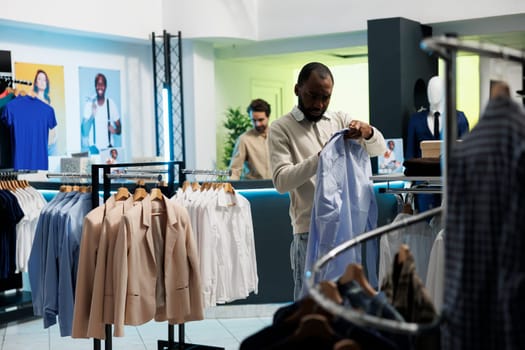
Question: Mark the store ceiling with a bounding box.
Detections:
[215,15,525,69]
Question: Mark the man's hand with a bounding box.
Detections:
[345,120,373,140]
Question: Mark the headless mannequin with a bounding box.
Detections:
[426,76,444,139]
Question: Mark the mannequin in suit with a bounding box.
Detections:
[406,76,470,213]
[406,76,470,159]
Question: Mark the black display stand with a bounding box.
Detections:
[90,161,223,350]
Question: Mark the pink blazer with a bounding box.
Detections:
[113,195,203,336]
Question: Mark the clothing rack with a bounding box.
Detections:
[371,175,442,195]
[0,75,32,86]
[181,168,231,177]
[90,161,223,350]
[105,173,163,181]
[0,169,37,324]
[46,173,92,179]
[306,207,442,334]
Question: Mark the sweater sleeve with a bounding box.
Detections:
[268,121,319,194]
[362,126,387,157]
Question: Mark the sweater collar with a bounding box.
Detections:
[291,105,330,122]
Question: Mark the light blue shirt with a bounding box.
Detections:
[302,130,379,297]
[42,191,80,328]
[58,193,92,336]
[28,191,66,316]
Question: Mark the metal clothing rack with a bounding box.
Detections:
[0,169,38,324]
[307,207,443,335]
[420,36,525,223]
[89,161,223,350]
[181,169,231,177]
[370,174,442,195]
[0,75,33,87]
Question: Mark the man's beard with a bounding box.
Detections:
[298,98,325,123]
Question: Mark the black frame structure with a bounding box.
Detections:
[152,30,186,175]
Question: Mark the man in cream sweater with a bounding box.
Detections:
[268,62,386,300]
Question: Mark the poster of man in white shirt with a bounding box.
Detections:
[378,138,404,174]
[79,67,122,155]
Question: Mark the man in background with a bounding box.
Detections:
[229,98,272,180]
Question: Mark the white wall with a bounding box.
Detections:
[214,60,296,166]
[181,41,218,171]
[0,23,156,163]
[480,57,523,109]
[2,0,162,41]
[163,0,258,41]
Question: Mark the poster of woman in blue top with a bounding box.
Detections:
[13,62,65,157]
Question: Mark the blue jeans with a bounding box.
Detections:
[290,232,308,301]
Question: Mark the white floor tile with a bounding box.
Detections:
[0,304,281,350]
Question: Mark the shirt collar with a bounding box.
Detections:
[291,105,331,122]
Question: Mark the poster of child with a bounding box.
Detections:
[378,138,404,174]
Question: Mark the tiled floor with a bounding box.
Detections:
[0,303,287,350]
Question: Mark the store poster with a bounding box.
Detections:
[78,67,123,162]
[14,62,66,156]
[377,138,404,174]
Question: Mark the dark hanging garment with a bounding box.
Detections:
[0,92,15,168]
[443,97,525,350]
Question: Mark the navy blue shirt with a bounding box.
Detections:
[0,190,25,278]
[1,95,57,170]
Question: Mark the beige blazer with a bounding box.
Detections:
[86,196,135,339]
[113,195,203,336]
[72,196,117,339]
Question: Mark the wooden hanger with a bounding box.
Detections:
[60,185,73,192]
[319,280,343,304]
[182,180,191,191]
[191,182,201,191]
[291,314,335,342]
[133,187,147,201]
[338,263,376,297]
[333,339,362,350]
[402,203,413,214]
[150,187,163,201]
[222,182,235,194]
[115,187,130,201]
[397,244,410,264]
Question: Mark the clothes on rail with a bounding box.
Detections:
[0,180,46,278]
[28,188,92,336]
[73,191,204,339]
[242,258,438,350]
[380,247,439,350]
[302,130,379,298]
[0,189,24,279]
[1,94,57,170]
[443,96,525,350]
[424,229,444,310]
[0,89,15,168]
[378,212,441,286]
[171,183,258,307]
